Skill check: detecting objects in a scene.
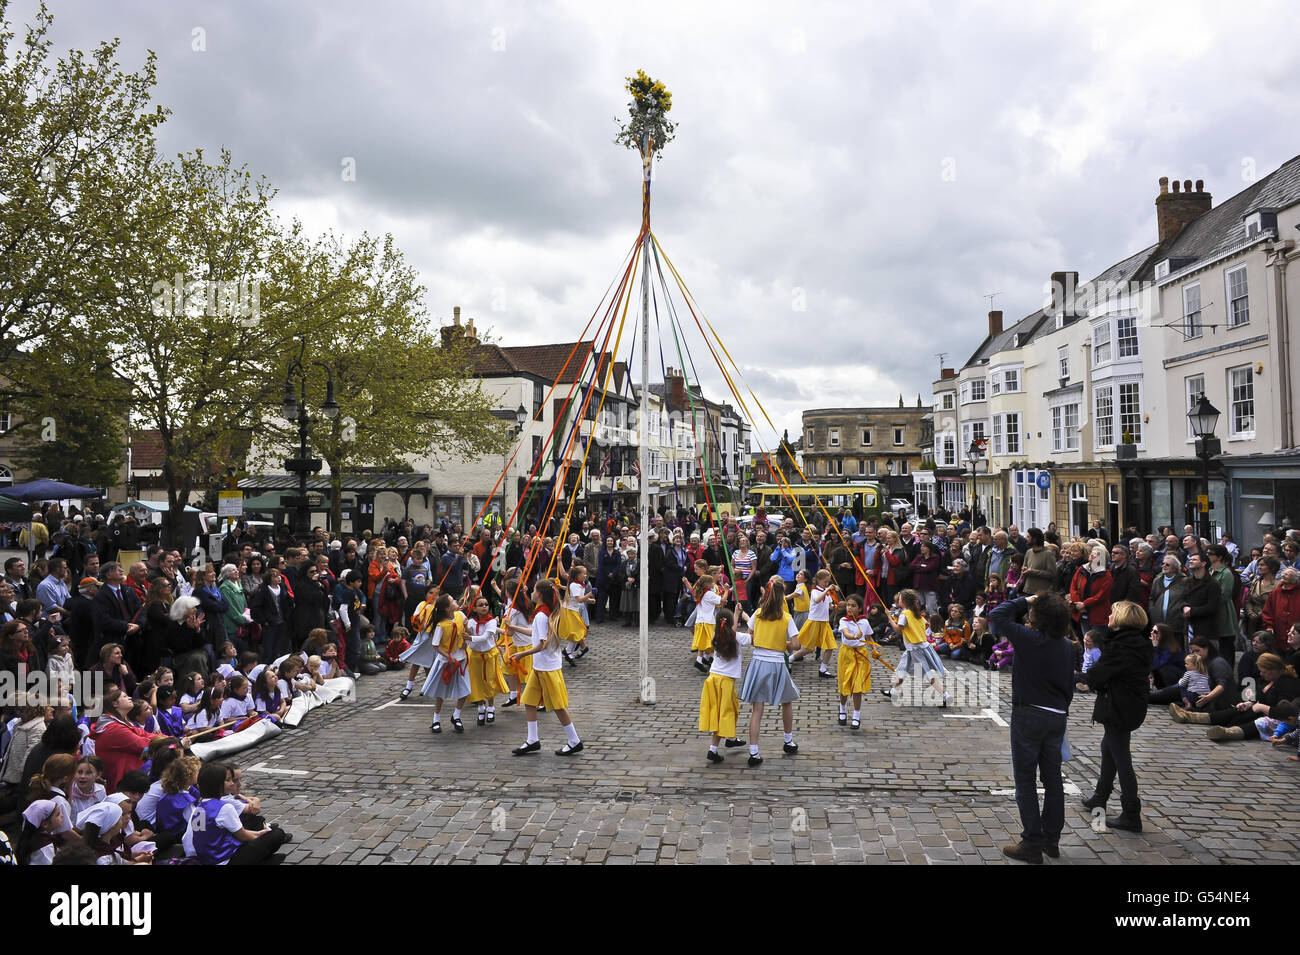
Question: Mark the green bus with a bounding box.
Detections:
[746,482,887,521]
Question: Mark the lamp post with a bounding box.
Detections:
[1187,393,1221,542]
[507,404,527,522]
[886,458,896,499]
[281,349,338,540]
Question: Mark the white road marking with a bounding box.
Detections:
[246,760,309,776]
[941,707,1008,727]
[372,698,435,710]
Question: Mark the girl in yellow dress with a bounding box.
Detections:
[835,594,874,729]
[397,587,441,701]
[690,574,728,672]
[790,570,811,629]
[884,588,951,707]
[465,592,509,726]
[558,564,595,665]
[790,569,838,678]
[499,572,533,708]
[510,580,584,756]
[698,611,751,762]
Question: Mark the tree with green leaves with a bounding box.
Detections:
[0,0,168,358]
[264,228,509,531]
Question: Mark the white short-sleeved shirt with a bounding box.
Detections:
[506,602,531,648]
[219,695,255,722]
[189,708,219,730]
[180,693,200,709]
[565,582,585,612]
[466,616,498,653]
[531,611,562,672]
[809,587,832,622]
[696,590,722,627]
[708,632,751,680]
[839,617,867,647]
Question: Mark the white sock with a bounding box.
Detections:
[487,707,495,716]
[452,708,462,720]
[405,680,414,690]
[820,663,828,673]
[708,744,718,753]
[508,691,517,701]
[477,704,486,714]
[526,721,539,744]
[853,709,861,721]
[784,732,793,744]
[749,744,759,756]
[564,723,580,746]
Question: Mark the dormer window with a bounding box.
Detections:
[1155,260,1170,280]
[1243,209,1278,239]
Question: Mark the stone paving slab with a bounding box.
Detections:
[240,621,1297,864]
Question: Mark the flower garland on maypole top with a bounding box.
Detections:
[616,70,675,233]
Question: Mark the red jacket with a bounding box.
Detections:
[1263,583,1300,639]
[89,717,156,790]
[1069,567,1113,627]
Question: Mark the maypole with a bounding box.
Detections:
[617,70,675,706]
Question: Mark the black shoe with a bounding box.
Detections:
[538,705,546,713]
[477,713,486,726]
[452,718,464,732]
[1081,794,1107,811]
[694,660,708,673]
[1044,845,1060,859]
[430,721,441,734]
[486,711,495,724]
[399,687,412,701]
[578,645,589,657]
[512,741,540,756]
[783,741,799,754]
[555,741,584,756]
[819,670,833,679]
[564,652,576,667]
[706,750,723,763]
[724,738,747,748]
[501,697,517,707]
[747,754,763,767]
[838,714,848,726]
[1107,814,1142,832]
[851,718,861,730]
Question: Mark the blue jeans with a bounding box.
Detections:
[1009,705,1067,851]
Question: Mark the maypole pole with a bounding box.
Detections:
[638,130,653,704]
[617,70,675,706]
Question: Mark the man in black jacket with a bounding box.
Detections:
[1108,544,1142,606]
[90,561,141,663]
[66,577,101,671]
[989,592,1074,865]
[1181,553,1221,649]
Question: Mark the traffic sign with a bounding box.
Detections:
[1197,494,1209,513]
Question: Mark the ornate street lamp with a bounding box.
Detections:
[1187,393,1221,542]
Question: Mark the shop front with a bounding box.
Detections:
[1118,459,1226,540]
[1223,451,1300,545]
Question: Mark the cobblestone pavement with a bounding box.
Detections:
[243,621,1296,864]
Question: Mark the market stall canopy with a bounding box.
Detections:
[0,494,30,520]
[3,480,105,501]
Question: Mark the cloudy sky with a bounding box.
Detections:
[14,0,1300,447]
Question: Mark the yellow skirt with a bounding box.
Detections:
[508,642,534,681]
[521,668,569,711]
[691,621,716,652]
[837,645,873,695]
[798,619,836,651]
[557,607,588,644]
[467,648,510,702]
[698,673,739,737]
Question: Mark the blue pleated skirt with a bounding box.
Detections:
[420,655,472,700]
[739,658,800,705]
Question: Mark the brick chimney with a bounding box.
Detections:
[988,310,1003,337]
[665,366,686,408]
[1156,176,1212,243]
[440,305,466,347]
[940,367,956,380]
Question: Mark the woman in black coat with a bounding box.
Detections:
[292,566,331,650]
[1082,600,1155,832]
[249,567,293,662]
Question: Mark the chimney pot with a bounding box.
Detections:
[988,310,1003,337]
[1184,179,1193,193]
[453,306,461,325]
[1172,180,1181,193]
[1159,176,1169,194]
[1195,179,1204,192]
